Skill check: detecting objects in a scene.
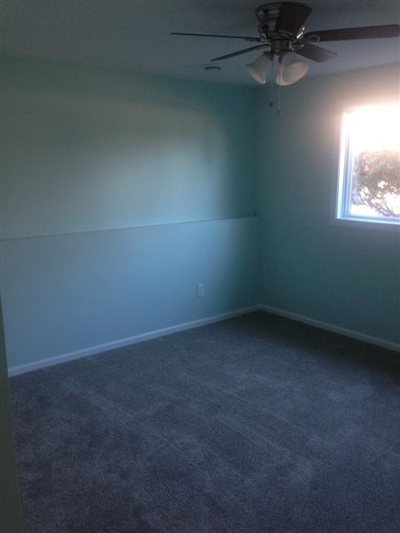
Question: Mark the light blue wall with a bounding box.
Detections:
[256,64,400,344]
[1,219,260,368]
[2,57,398,371]
[2,58,256,239]
[1,58,260,369]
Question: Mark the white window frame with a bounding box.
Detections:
[334,99,400,231]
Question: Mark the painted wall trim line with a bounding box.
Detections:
[0,215,259,243]
[8,306,260,377]
[260,305,400,353]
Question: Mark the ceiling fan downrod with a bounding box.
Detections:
[171,1,400,89]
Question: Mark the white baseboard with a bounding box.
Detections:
[259,304,400,353]
[8,306,260,377]
[8,303,399,377]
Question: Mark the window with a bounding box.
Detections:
[336,101,400,227]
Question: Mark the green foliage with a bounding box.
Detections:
[352,149,400,217]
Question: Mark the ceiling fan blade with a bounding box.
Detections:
[211,44,267,62]
[295,42,337,62]
[171,32,262,43]
[303,24,400,42]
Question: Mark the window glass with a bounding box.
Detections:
[336,102,400,226]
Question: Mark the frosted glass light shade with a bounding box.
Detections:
[281,51,309,84]
[246,53,273,84]
[276,71,291,86]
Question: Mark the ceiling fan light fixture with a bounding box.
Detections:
[246,52,273,84]
[280,50,309,83]
[172,3,400,90]
[275,71,293,86]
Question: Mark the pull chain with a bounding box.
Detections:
[277,78,281,116]
[268,56,282,116]
[277,59,282,116]
[269,57,274,108]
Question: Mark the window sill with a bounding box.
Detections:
[332,215,400,231]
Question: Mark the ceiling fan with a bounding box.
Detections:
[172,2,400,86]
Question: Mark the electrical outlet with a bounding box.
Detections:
[197,283,205,297]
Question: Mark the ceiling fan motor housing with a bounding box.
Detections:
[256,2,312,41]
[171,3,400,74]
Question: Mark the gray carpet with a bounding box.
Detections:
[10,312,400,532]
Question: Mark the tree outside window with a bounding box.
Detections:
[336,101,400,226]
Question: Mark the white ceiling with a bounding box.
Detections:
[2,1,400,85]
